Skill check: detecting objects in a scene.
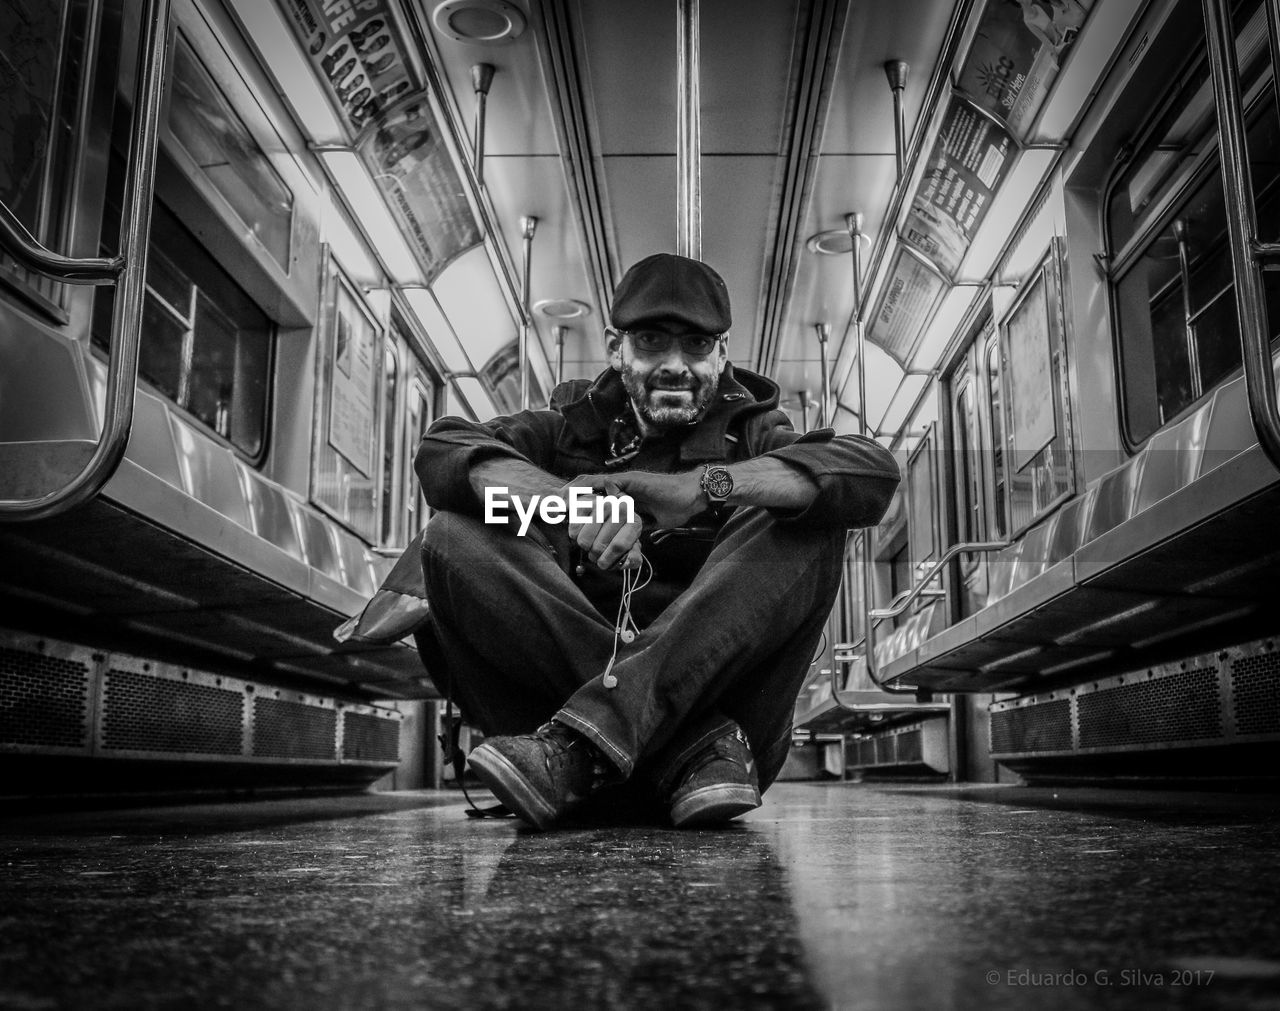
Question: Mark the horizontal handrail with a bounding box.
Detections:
[0,0,172,523]
[868,540,1009,622]
[831,538,1010,702]
[0,201,124,283]
[1202,0,1280,471]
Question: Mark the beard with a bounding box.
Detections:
[621,363,721,430]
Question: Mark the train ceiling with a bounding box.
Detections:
[242,0,1132,439]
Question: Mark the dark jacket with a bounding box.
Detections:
[416,363,900,532]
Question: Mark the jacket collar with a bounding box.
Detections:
[555,363,780,464]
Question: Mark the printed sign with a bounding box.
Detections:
[359,98,482,283]
[328,281,377,475]
[901,96,1015,278]
[866,247,948,366]
[957,0,1094,138]
[1002,268,1057,472]
[281,0,416,131]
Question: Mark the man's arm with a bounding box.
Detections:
[589,459,818,530]
[469,458,644,571]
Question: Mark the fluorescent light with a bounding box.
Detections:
[222,0,345,145]
[321,151,421,285]
[321,190,379,284]
[910,285,982,372]
[432,245,519,368]
[453,376,498,422]
[876,373,930,435]
[402,287,474,374]
[958,149,1059,282]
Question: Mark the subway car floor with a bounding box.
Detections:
[2,782,1279,1010]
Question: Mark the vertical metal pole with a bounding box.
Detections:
[519,215,538,410]
[815,324,832,428]
[1203,0,1280,468]
[884,61,909,181]
[677,0,701,259]
[471,64,495,184]
[554,324,566,386]
[1173,219,1203,400]
[846,211,868,436]
[798,389,811,434]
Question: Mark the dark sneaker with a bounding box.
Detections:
[669,726,761,828]
[467,721,616,830]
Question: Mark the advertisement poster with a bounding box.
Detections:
[328,282,376,475]
[957,0,1094,138]
[1002,269,1057,471]
[866,247,948,365]
[281,0,416,131]
[359,98,482,282]
[901,96,1015,277]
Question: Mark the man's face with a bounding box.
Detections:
[609,322,728,431]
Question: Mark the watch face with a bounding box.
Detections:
[704,466,733,499]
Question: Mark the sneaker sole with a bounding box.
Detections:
[670,783,761,828]
[468,744,558,830]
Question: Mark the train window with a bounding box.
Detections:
[985,334,1008,539]
[1108,0,1280,445]
[405,375,435,540]
[906,429,938,578]
[167,35,293,269]
[312,265,383,542]
[92,192,272,458]
[380,339,400,544]
[952,376,982,551]
[0,0,92,308]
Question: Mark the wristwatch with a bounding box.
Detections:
[699,463,734,505]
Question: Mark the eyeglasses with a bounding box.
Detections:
[614,329,725,357]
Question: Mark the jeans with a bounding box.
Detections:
[417,506,846,793]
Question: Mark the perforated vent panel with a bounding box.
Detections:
[875,736,894,764]
[253,698,336,759]
[1077,668,1221,749]
[101,670,243,754]
[0,646,90,748]
[341,712,399,762]
[896,729,923,763]
[857,740,876,766]
[991,699,1072,754]
[1231,651,1280,736]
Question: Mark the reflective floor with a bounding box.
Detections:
[2,783,1279,1009]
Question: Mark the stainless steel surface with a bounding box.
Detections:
[676,0,701,260]
[519,215,539,410]
[0,201,122,283]
[815,323,832,428]
[0,0,172,523]
[884,59,909,179]
[554,324,566,384]
[471,62,496,182]
[1202,0,1280,470]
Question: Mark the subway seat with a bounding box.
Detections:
[979,360,1270,612]
[873,602,940,668]
[86,358,383,599]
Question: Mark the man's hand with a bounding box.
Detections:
[578,470,705,530]
[563,479,644,571]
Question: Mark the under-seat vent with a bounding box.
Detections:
[895,728,923,763]
[252,697,337,760]
[1077,666,1221,749]
[1231,650,1280,736]
[990,698,1072,754]
[875,735,894,764]
[341,711,400,762]
[0,645,90,749]
[102,670,244,754]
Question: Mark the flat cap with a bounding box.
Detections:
[610,253,731,333]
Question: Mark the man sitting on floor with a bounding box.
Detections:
[414,253,899,830]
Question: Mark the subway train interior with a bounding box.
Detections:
[3,0,1280,1006]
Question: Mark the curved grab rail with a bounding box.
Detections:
[0,0,172,523]
[831,538,1010,700]
[0,202,124,283]
[1201,0,1280,471]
